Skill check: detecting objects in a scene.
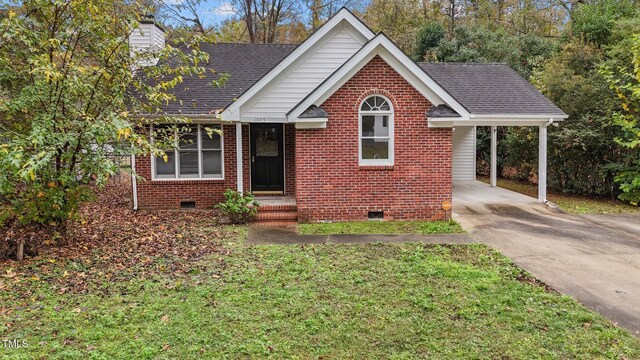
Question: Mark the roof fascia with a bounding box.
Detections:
[428,117,564,128]
[471,114,569,120]
[220,8,375,121]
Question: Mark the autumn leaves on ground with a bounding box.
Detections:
[1,184,640,359]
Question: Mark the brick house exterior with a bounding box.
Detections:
[296,56,451,221]
[130,8,567,221]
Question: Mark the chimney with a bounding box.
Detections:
[129,14,165,67]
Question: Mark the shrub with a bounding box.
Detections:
[215,190,259,224]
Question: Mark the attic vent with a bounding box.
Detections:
[368,211,384,220]
[180,201,196,209]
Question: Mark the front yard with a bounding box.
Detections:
[1,185,639,358]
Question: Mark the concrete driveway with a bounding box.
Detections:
[453,181,640,336]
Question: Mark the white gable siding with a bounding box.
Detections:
[453,126,476,181]
[242,25,366,120]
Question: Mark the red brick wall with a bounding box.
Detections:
[136,124,247,209]
[295,56,452,222]
[136,122,296,209]
[284,124,296,195]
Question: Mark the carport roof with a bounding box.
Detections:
[419,63,567,117]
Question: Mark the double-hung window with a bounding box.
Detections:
[153,124,223,179]
[359,95,394,166]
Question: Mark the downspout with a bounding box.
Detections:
[131,154,138,210]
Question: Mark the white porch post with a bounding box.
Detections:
[538,125,548,203]
[490,126,497,187]
[236,122,243,192]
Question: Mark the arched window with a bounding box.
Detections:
[359,95,394,165]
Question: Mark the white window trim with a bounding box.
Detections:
[359,95,394,166]
[150,123,225,181]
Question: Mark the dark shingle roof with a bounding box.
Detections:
[427,104,460,118]
[154,43,298,115]
[299,105,328,118]
[419,63,566,117]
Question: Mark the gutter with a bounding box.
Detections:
[131,154,138,211]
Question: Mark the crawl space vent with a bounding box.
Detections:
[368,211,384,220]
[180,201,196,209]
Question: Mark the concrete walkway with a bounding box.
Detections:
[453,181,640,336]
[247,225,475,245]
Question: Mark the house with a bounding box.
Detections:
[130,9,568,223]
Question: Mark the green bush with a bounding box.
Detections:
[215,190,259,224]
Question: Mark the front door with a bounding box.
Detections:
[251,123,284,193]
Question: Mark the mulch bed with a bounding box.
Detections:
[0,182,234,298]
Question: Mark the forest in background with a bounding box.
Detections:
[156,0,640,204]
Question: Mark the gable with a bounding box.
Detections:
[221,8,375,121]
[287,34,470,128]
[240,24,368,121]
[321,55,431,114]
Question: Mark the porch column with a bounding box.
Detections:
[490,126,497,187]
[538,125,548,203]
[236,122,243,192]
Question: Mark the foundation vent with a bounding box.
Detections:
[180,201,196,209]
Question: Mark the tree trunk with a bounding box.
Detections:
[16,239,24,261]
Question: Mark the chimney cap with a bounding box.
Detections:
[140,13,166,33]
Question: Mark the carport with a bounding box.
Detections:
[419,63,569,203]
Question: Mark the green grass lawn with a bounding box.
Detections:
[298,219,464,235]
[2,226,639,359]
[478,176,640,215]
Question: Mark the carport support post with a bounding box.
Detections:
[236,122,243,192]
[490,126,497,187]
[538,125,548,203]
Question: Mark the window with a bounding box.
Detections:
[153,124,223,179]
[359,95,393,165]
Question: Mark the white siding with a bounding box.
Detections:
[129,23,165,67]
[453,126,476,181]
[242,25,366,120]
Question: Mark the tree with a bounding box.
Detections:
[420,24,556,78]
[232,0,300,43]
[571,0,636,47]
[412,21,445,61]
[157,0,212,34]
[600,33,640,204]
[0,0,215,259]
[364,0,430,52]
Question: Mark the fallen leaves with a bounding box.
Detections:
[0,182,231,299]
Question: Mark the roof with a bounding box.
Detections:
[418,63,566,117]
[138,43,566,120]
[299,105,328,118]
[427,104,460,118]
[153,43,297,115]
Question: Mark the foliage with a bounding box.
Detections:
[412,21,445,61]
[363,0,430,51]
[527,14,638,198]
[215,190,259,224]
[571,0,637,47]
[298,220,464,235]
[427,24,556,79]
[600,33,640,204]
[3,227,640,357]
[0,0,215,246]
